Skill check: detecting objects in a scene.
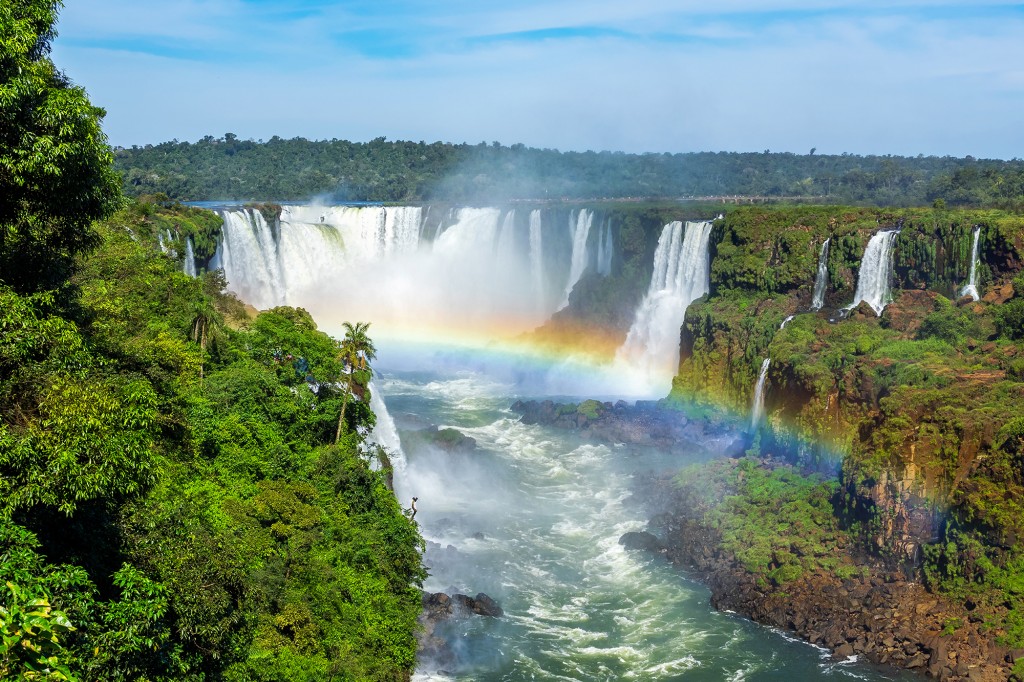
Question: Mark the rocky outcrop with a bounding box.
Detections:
[417,590,504,670]
[511,398,745,456]
[625,475,1013,682]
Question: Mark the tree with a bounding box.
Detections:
[334,321,376,443]
[0,0,122,294]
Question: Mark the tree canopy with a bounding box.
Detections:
[0,0,122,294]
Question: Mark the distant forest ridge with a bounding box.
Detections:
[115,134,1024,208]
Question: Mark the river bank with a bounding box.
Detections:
[510,399,1017,681]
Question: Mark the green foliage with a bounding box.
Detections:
[917,298,979,345]
[113,135,1024,208]
[0,581,76,681]
[675,458,854,583]
[0,0,123,294]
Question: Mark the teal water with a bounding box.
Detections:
[380,368,913,682]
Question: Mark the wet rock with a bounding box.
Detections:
[618,531,664,553]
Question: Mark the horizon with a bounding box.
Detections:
[54,1,1024,161]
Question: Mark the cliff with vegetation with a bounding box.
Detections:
[658,205,1024,678]
[1,6,424,678]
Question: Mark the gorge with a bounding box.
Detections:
[175,200,1024,680]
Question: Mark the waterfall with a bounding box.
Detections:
[751,358,771,429]
[558,209,594,309]
[960,226,981,301]
[616,220,713,395]
[368,381,405,470]
[596,218,613,276]
[528,210,545,314]
[183,237,198,277]
[847,229,900,315]
[218,208,287,309]
[780,315,795,330]
[811,238,830,310]
[214,204,578,343]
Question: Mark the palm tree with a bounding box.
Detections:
[334,321,376,443]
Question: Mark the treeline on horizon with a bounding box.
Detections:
[116,134,1024,208]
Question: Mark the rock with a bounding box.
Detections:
[471,592,504,617]
[906,652,929,668]
[619,531,664,553]
[835,643,855,659]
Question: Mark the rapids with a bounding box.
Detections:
[375,367,911,681]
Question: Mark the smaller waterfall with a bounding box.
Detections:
[616,220,713,395]
[559,209,594,309]
[183,237,198,277]
[779,315,795,330]
[368,382,405,471]
[847,229,900,315]
[751,358,771,429]
[528,210,545,313]
[960,226,981,302]
[596,218,613,276]
[811,238,830,310]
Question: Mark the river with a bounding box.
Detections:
[376,365,912,682]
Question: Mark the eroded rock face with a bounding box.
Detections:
[637,474,1013,682]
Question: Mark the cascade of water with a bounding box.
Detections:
[368,381,406,471]
[779,315,795,330]
[383,207,423,256]
[496,209,518,258]
[811,238,830,310]
[183,237,198,277]
[960,226,982,301]
[596,218,613,276]
[616,220,713,395]
[847,229,900,315]
[751,358,771,429]
[528,210,545,313]
[558,209,594,309]
[218,209,287,309]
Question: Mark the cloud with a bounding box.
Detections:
[52,1,1024,158]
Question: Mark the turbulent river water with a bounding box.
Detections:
[376,364,912,682]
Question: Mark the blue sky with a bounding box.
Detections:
[52,1,1024,158]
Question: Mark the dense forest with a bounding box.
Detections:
[1,4,423,680]
[115,135,1024,208]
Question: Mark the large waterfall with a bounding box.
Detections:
[960,226,982,301]
[811,237,830,310]
[214,204,609,350]
[615,220,713,396]
[847,229,900,315]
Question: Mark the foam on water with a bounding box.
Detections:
[378,369,913,681]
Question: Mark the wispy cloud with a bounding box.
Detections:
[51,1,1024,158]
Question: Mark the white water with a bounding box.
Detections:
[368,380,405,470]
[528,209,546,315]
[780,315,795,330]
[811,238,830,310]
[183,237,197,277]
[751,358,771,429]
[960,226,981,301]
[597,218,614,276]
[558,209,595,310]
[847,230,900,315]
[373,371,910,681]
[615,221,713,396]
[215,205,600,347]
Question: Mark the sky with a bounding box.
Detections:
[52,1,1024,158]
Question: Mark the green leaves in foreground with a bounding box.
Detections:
[0,580,76,681]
